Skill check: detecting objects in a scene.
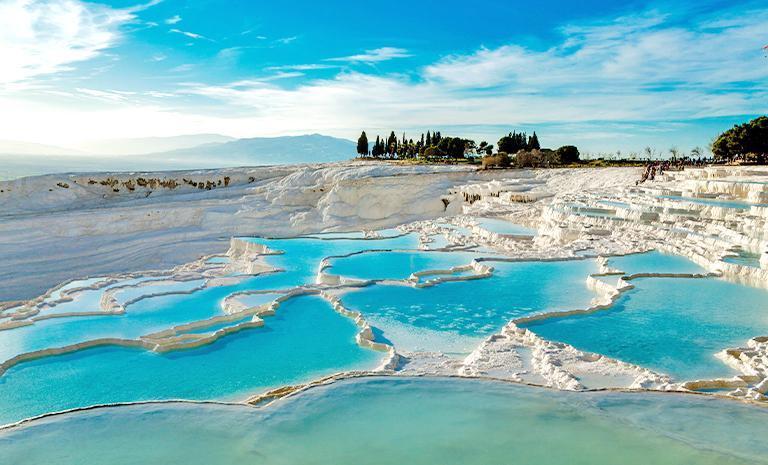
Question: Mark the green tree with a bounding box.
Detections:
[712,116,768,163]
[387,131,397,157]
[498,131,528,154]
[528,132,540,150]
[357,131,369,157]
[555,145,580,164]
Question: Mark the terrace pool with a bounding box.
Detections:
[0,295,381,425]
[524,277,768,380]
[326,250,487,281]
[1,377,764,465]
[341,258,598,353]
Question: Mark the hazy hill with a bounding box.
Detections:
[152,134,356,164]
[72,134,236,156]
[0,140,85,156]
[0,134,358,180]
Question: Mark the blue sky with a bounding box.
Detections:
[0,0,766,155]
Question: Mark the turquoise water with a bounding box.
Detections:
[598,199,631,209]
[46,277,109,301]
[0,295,381,425]
[327,250,486,281]
[111,279,205,304]
[300,228,403,240]
[0,234,418,364]
[658,195,757,210]
[560,204,618,219]
[425,234,451,249]
[235,292,285,307]
[723,250,763,268]
[39,276,167,316]
[249,233,420,286]
[475,217,535,235]
[524,277,768,380]
[341,259,598,352]
[0,283,225,365]
[1,377,765,465]
[606,251,706,275]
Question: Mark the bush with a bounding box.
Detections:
[481,152,511,169]
[514,150,532,168]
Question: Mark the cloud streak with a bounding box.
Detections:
[0,0,149,89]
[327,47,411,63]
[169,28,211,41]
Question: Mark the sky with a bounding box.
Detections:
[0,0,766,155]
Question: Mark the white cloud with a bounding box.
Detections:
[1,5,766,151]
[423,8,768,93]
[179,7,768,130]
[169,63,194,72]
[169,28,210,40]
[327,47,411,63]
[275,36,298,45]
[266,64,337,71]
[165,14,181,25]
[0,0,147,88]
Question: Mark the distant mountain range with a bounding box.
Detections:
[71,134,237,156]
[0,134,358,179]
[150,134,356,165]
[0,140,86,156]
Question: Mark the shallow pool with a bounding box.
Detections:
[1,377,764,465]
[326,250,486,281]
[723,250,763,268]
[0,295,381,425]
[524,277,768,380]
[658,195,756,210]
[606,251,706,275]
[341,258,598,353]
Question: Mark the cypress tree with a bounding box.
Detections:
[529,132,540,150]
[357,131,369,157]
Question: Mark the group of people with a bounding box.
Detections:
[636,159,708,185]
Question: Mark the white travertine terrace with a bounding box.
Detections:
[2,163,768,414]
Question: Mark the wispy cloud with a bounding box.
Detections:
[182,7,768,132]
[327,47,411,63]
[266,64,337,71]
[170,63,195,73]
[165,14,181,25]
[76,87,135,102]
[0,0,156,89]
[275,36,298,45]
[169,28,211,41]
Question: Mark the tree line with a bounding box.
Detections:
[357,130,481,159]
[356,129,580,167]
